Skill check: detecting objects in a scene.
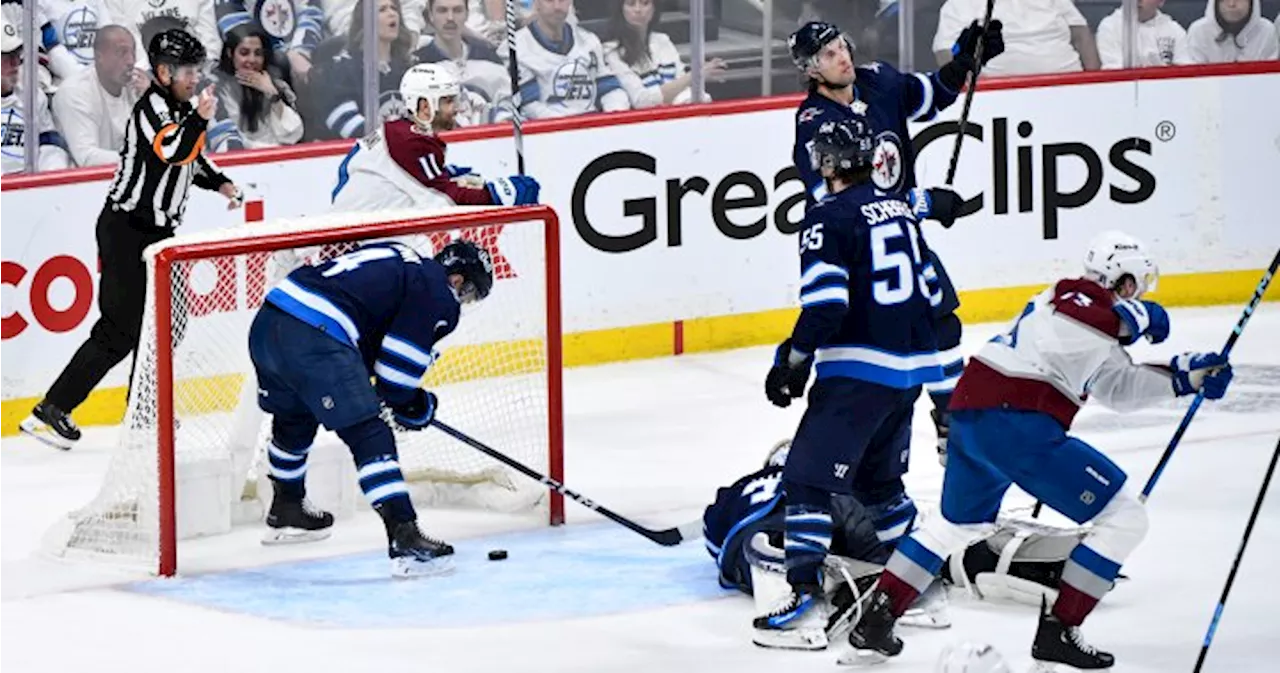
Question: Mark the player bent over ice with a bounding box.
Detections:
[246,239,495,578]
[756,117,962,649]
[847,232,1235,670]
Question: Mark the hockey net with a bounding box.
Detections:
[43,206,564,575]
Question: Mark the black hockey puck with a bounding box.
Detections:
[488,549,508,561]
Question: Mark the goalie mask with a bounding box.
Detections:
[435,240,494,304]
[400,63,460,128]
[1082,230,1159,299]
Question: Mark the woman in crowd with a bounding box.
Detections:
[1185,0,1279,62]
[209,23,304,150]
[311,0,416,139]
[602,0,726,108]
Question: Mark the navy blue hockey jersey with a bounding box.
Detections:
[793,61,958,205]
[264,242,459,407]
[791,183,945,388]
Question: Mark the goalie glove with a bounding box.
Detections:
[766,339,813,408]
[1170,352,1233,399]
[390,389,438,431]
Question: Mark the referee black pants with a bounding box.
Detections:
[45,206,173,413]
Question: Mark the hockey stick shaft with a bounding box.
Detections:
[430,419,699,546]
[943,0,995,186]
[1192,434,1280,672]
[504,0,526,175]
[1140,247,1280,502]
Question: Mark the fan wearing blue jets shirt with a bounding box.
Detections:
[756,117,964,650]
[247,238,494,579]
[788,19,1004,462]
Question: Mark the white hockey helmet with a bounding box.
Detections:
[400,63,460,127]
[935,642,1011,673]
[765,439,791,468]
[1082,230,1159,299]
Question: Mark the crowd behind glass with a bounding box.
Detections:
[2,0,1278,175]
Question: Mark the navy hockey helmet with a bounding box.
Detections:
[435,239,495,303]
[788,21,855,71]
[811,118,875,174]
[148,28,206,70]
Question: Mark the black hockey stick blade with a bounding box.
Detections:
[943,0,996,186]
[430,419,701,546]
[1141,247,1280,502]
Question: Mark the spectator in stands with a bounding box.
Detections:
[602,0,725,108]
[1185,0,1279,62]
[111,0,222,67]
[4,0,82,86]
[311,0,416,138]
[214,0,325,85]
[413,0,505,125]
[510,0,628,119]
[51,24,145,166]
[2,13,71,173]
[321,0,425,46]
[1096,0,1191,68]
[208,22,303,150]
[934,0,1101,75]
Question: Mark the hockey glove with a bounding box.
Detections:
[939,20,1005,91]
[766,339,813,408]
[390,389,438,431]
[1170,352,1233,399]
[487,175,541,206]
[1114,299,1170,345]
[909,187,964,228]
[444,164,474,178]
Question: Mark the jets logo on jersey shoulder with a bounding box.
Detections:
[871,131,905,192]
[552,59,597,103]
[798,106,823,123]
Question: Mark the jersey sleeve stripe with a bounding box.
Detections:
[382,334,436,368]
[800,286,849,307]
[266,279,362,347]
[374,361,423,389]
[908,72,935,122]
[799,261,849,288]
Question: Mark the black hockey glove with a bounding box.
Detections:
[939,20,1005,92]
[390,389,438,431]
[766,339,813,408]
[925,187,963,228]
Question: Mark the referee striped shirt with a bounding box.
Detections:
[106,84,230,228]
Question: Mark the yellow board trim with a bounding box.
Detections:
[3,268,1273,437]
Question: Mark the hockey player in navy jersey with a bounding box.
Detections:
[756,117,964,649]
[788,19,1004,461]
[846,232,1235,670]
[246,238,494,578]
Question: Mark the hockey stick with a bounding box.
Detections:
[943,0,996,187]
[504,0,526,175]
[1140,247,1280,502]
[1192,434,1280,672]
[430,419,702,546]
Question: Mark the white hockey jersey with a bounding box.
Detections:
[951,278,1173,429]
[2,86,72,173]
[1095,9,1191,69]
[512,21,628,119]
[1184,0,1279,63]
[41,0,115,65]
[329,117,493,212]
[603,30,701,109]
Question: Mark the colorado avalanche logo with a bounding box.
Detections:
[258,0,296,40]
[871,131,905,192]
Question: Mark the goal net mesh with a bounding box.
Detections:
[43,206,561,572]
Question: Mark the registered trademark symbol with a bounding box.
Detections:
[1155,121,1176,142]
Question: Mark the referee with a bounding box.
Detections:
[19,28,243,449]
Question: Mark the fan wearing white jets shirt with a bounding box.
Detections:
[105,0,221,65]
[511,0,628,119]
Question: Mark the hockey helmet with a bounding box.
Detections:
[435,239,494,303]
[788,21,855,72]
[935,642,1011,673]
[400,63,460,126]
[1083,230,1159,298]
[811,118,876,175]
[764,439,791,468]
[148,28,206,70]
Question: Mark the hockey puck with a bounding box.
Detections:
[488,549,508,561]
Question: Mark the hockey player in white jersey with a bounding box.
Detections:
[847,232,1235,670]
[331,62,539,212]
[510,0,629,119]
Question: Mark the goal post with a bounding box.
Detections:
[48,205,564,577]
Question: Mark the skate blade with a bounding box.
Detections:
[18,417,74,450]
[261,527,332,546]
[835,647,889,667]
[1026,662,1111,673]
[752,627,828,650]
[899,607,951,629]
[391,555,456,579]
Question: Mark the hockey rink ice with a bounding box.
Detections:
[4,305,1279,672]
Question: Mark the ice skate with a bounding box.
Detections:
[19,401,81,450]
[838,589,903,666]
[262,482,334,545]
[752,585,828,650]
[1030,597,1114,671]
[386,518,455,578]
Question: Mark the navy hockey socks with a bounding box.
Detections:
[339,417,416,522]
[783,482,833,587]
[267,441,311,500]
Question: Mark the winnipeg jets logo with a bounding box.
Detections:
[63,7,101,63]
[259,0,296,40]
[870,131,905,192]
[552,59,597,106]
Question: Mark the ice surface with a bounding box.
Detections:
[4,306,1279,672]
